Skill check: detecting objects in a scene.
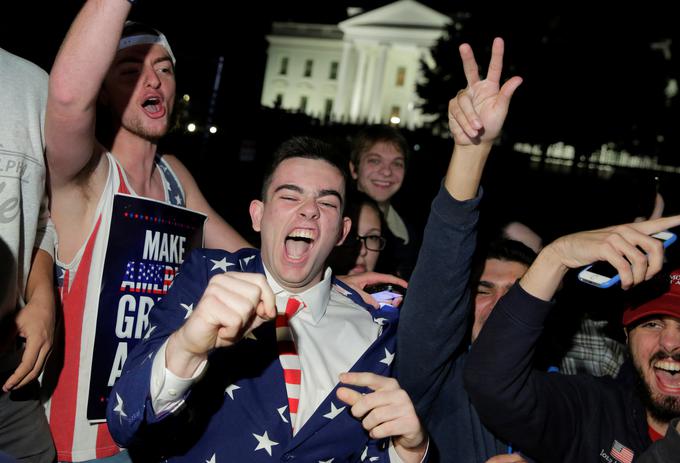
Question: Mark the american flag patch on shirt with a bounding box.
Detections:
[610,440,634,463]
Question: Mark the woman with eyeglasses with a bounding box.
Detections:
[327,190,388,276]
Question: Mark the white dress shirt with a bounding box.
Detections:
[150,266,380,428]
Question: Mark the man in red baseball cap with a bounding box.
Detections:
[623,270,680,442]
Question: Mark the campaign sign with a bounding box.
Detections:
[87,194,206,421]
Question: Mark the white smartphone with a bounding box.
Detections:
[578,231,677,288]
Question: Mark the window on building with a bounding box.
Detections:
[304,59,314,77]
[273,94,283,108]
[279,57,289,75]
[299,96,308,112]
[329,61,339,80]
[389,106,401,125]
[396,66,406,87]
[324,98,333,118]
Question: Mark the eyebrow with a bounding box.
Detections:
[478,280,495,289]
[114,55,173,68]
[273,184,343,204]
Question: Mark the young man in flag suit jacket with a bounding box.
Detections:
[107,137,428,462]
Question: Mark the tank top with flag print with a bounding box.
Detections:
[45,152,185,462]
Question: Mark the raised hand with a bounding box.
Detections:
[337,372,426,462]
[167,272,276,377]
[448,37,523,145]
[522,215,680,301]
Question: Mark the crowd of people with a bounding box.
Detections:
[1,1,679,462]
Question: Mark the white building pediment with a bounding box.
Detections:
[340,0,451,31]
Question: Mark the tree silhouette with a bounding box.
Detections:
[418,6,675,164]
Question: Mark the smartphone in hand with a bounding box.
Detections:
[578,231,677,288]
[364,283,406,304]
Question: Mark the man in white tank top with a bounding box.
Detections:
[44,1,251,461]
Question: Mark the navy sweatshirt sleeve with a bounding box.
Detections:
[463,283,607,462]
[396,184,480,421]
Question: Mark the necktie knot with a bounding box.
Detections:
[284,296,304,319]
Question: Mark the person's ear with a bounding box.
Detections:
[349,161,359,180]
[249,200,264,232]
[336,217,352,246]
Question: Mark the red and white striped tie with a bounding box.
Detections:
[276,296,304,429]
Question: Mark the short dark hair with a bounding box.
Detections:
[261,136,350,206]
[485,238,538,268]
[350,125,410,169]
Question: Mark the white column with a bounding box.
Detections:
[333,41,354,121]
[368,43,388,123]
[349,46,368,122]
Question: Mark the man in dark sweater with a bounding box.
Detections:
[464,219,680,462]
[396,37,527,462]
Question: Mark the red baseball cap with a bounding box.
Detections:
[622,269,680,326]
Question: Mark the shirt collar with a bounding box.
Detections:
[263,265,332,324]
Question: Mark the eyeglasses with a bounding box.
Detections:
[356,234,386,251]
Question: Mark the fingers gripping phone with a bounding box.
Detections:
[364,283,406,304]
[578,231,677,288]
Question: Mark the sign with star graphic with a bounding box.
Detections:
[87,193,206,421]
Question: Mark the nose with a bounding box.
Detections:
[358,239,368,256]
[143,67,161,89]
[299,199,320,220]
[659,323,680,354]
[378,163,392,176]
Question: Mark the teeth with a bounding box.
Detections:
[288,229,314,240]
[655,360,680,372]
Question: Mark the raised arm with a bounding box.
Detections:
[396,37,521,422]
[163,155,252,252]
[465,216,680,461]
[45,0,131,187]
[446,37,522,200]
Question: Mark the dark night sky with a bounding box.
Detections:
[2,1,460,126]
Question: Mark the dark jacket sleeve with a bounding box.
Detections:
[463,283,600,462]
[396,184,480,420]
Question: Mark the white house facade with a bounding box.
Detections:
[260,0,451,129]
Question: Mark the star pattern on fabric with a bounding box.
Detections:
[143,325,156,340]
[206,454,216,463]
[240,255,256,269]
[253,431,279,456]
[174,194,182,205]
[361,446,368,461]
[210,257,234,272]
[373,318,387,326]
[369,458,379,462]
[244,331,258,341]
[318,459,335,463]
[224,384,240,400]
[180,302,194,319]
[113,392,127,419]
[380,348,395,366]
[323,402,346,420]
[277,405,289,423]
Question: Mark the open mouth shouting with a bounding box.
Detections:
[141,94,166,118]
[285,228,316,262]
[653,356,680,394]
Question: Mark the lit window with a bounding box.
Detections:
[304,59,313,78]
[396,67,406,87]
[329,61,339,80]
[389,106,401,125]
[279,57,289,75]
